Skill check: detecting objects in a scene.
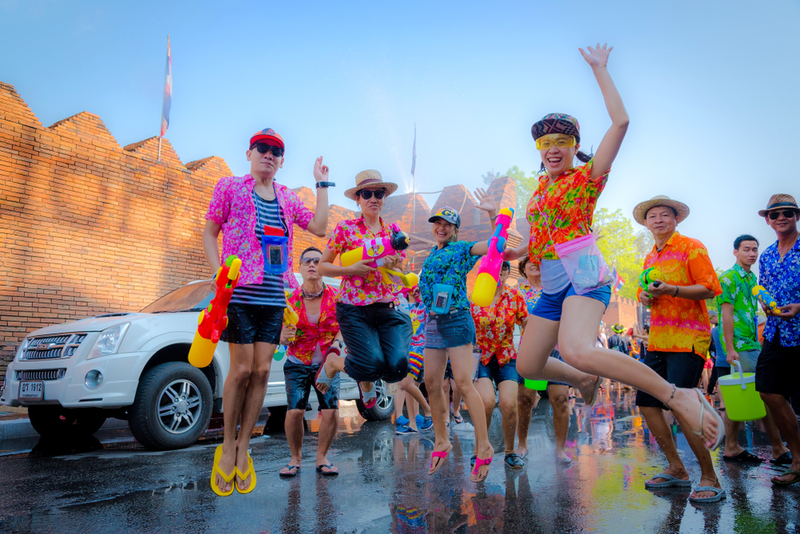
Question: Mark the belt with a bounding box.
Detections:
[337,301,396,309]
[429,307,461,318]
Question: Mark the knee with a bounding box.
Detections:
[252,363,272,382]
[384,356,409,383]
[558,342,591,368]
[229,365,252,385]
[454,376,473,394]
[759,392,782,407]
[517,357,543,379]
[285,409,304,424]
[499,398,517,416]
[551,393,569,408]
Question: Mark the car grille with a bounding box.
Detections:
[20,333,87,361]
[15,369,66,381]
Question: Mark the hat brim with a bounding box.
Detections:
[249,134,284,149]
[344,182,399,201]
[633,198,690,225]
[758,204,800,217]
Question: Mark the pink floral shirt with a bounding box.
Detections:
[205,175,314,288]
[285,285,340,365]
[327,216,404,306]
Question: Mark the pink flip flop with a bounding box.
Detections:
[429,443,453,475]
[472,456,493,482]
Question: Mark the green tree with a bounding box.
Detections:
[593,208,653,301]
[481,170,500,186]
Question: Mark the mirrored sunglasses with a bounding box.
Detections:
[300,257,321,266]
[768,209,798,220]
[251,143,284,157]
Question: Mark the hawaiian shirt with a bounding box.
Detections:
[470,285,528,366]
[717,263,761,352]
[409,302,427,356]
[525,159,608,264]
[517,279,543,314]
[206,175,314,288]
[327,216,405,306]
[637,232,721,357]
[759,237,800,347]
[285,285,340,365]
[419,240,479,311]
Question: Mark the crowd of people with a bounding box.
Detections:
[201,44,800,505]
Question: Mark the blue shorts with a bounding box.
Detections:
[424,310,476,349]
[532,284,611,322]
[284,359,340,411]
[476,357,519,387]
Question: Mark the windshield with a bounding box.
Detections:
[140,281,214,313]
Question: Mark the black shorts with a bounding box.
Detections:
[284,359,340,411]
[635,350,705,409]
[220,303,284,345]
[755,333,800,398]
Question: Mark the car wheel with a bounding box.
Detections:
[356,379,394,421]
[129,361,212,450]
[28,406,107,438]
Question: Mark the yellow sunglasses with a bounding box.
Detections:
[535,134,576,150]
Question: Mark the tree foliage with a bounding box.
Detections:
[481,170,500,186]
[593,208,654,301]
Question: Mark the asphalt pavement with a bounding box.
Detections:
[0,389,798,534]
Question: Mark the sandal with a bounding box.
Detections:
[644,472,692,490]
[210,444,235,497]
[771,469,800,486]
[770,452,792,465]
[429,443,453,475]
[723,450,763,464]
[279,464,301,477]
[316,464,339,476]
[471,456,493,482]
[583,376,603,407]
[504,453,524,469]
[693,388,725,451]
[234,451,257,494]
[358,382,378,409]
[688,486,726,503]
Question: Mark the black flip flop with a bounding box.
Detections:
[279,464,300,477]
[316,464,339,476]
[771,452,792,465]
[723,450,763,464]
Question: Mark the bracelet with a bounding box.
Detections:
[674,285,679,297]
[316,181,335,189]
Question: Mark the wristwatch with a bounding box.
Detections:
[316,181,335,189]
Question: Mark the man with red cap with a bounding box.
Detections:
[204,128,334,496]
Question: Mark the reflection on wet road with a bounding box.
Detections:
[0,389,798,533]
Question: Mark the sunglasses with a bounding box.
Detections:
[251,143,285,157]
[300,257,321,266]
[358,189,386,200]
[768,209,798,220]
[535,134,576,150]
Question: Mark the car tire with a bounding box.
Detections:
[356,379,394,421]
[28,405,107,438]
[129,361,212,450]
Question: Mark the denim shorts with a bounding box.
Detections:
[424,309,476,349]
[532,284,611,322]
[476,356,519,387]
[220,303,283,345]
[284,359,340,411]
[635,350,705,409]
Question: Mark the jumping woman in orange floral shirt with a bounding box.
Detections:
[505,44,723,453]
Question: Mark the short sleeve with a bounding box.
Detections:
[461,241,480,271]
[718,273,735,306]
[285,187,314,231]
[687,242,722,296]
[205,177,231,225]
[327,221,348,255]
[514,290,528,325]
[583,158,610,193]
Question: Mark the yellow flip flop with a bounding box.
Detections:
[235,451,257,494]
[210,445,235,497]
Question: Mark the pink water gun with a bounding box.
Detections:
[472,208,514,307]
[340,223,410,271]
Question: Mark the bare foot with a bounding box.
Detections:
[670,388,721,448]
[556,450,572,464]
[235,447,253,491]
[470,443,494,483]
[216,443,236,493]
[690,476,721,500]
[646,466,689,485]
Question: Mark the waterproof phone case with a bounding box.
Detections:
[554,234,612,294]
[262,225,288,274]
[432,283,454,314]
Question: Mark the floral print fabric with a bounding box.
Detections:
[285,285,340,365]
[718,263,761,352]
[327,216,404,306]
[759,238,800,347]
[470,285,528,366]
[637,232,722,357]
[205,174,314,288]
[517,279,543,314]
[525,159,608,265]
[418,240,479,311]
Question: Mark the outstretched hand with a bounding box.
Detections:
[313,156,329,182]
[579,43,613,68]
[473,187,497,217]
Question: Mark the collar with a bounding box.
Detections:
[654,231,680,253]
[357,215,386,234]
[732,262,754,280]
[431,241,452,252]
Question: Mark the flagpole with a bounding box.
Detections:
[158,35,171,163]
[411,123,417,239]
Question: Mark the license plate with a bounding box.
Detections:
[19,381,44,400]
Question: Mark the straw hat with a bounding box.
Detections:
[758,193,799,217]
[633,195,690,226]
[344,170,399,201]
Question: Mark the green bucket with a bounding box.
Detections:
[523,379,547,391]
[718,360,766,422]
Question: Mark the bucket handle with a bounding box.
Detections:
[733,360,747,390]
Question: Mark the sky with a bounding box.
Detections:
[2,0,799,271]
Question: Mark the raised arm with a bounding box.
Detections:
[578,44,629,181]
[304,156,330,237]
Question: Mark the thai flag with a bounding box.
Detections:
[612,268,625,294]
[160,37,172,138]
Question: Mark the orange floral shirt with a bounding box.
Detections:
[525,160,608,265]
[637,232,721,357]
[285,285,340,365]
[470,285,528,366]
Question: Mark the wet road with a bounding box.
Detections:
[0,388,798,533]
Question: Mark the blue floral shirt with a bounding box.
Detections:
[759,238,800,347]
[419,240,479,311]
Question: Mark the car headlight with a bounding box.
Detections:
[86,323,130,360]
[15,338,31,361]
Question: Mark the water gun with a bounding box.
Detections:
[188,255,242,368]
[638,267,663,308]
[340,223,410,281]
[472,207,514,307]
[752,285,779,313]
[381,269,419,293]
[283,290,300,342]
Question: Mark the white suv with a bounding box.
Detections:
[0,278,394,449]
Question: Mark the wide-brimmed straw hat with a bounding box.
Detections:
[344,170,399,201]
[633,195,690,225]
[758,193,799,217]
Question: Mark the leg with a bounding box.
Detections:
[216,342,255,493]
[407,393,419,430]
[516,384,537,457]
[402,375,431,417]
[424,348,451,473]
[761,392,800,483]
[235,341,276,490]
[336,303,387,383]
[674,409,722,499]
[282,409,305,473]
[548,384,571,462]
[497,379,519,455]
[762,405,791,460]
[558,296,721,447]
[640,406,690,483]
[451,378,464,418]
[475,377,497,432]
[393,387,407,423]
[721,411,744,458]
[375,307,413,383]
[316,409,339,474]
[281,359,314,476]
